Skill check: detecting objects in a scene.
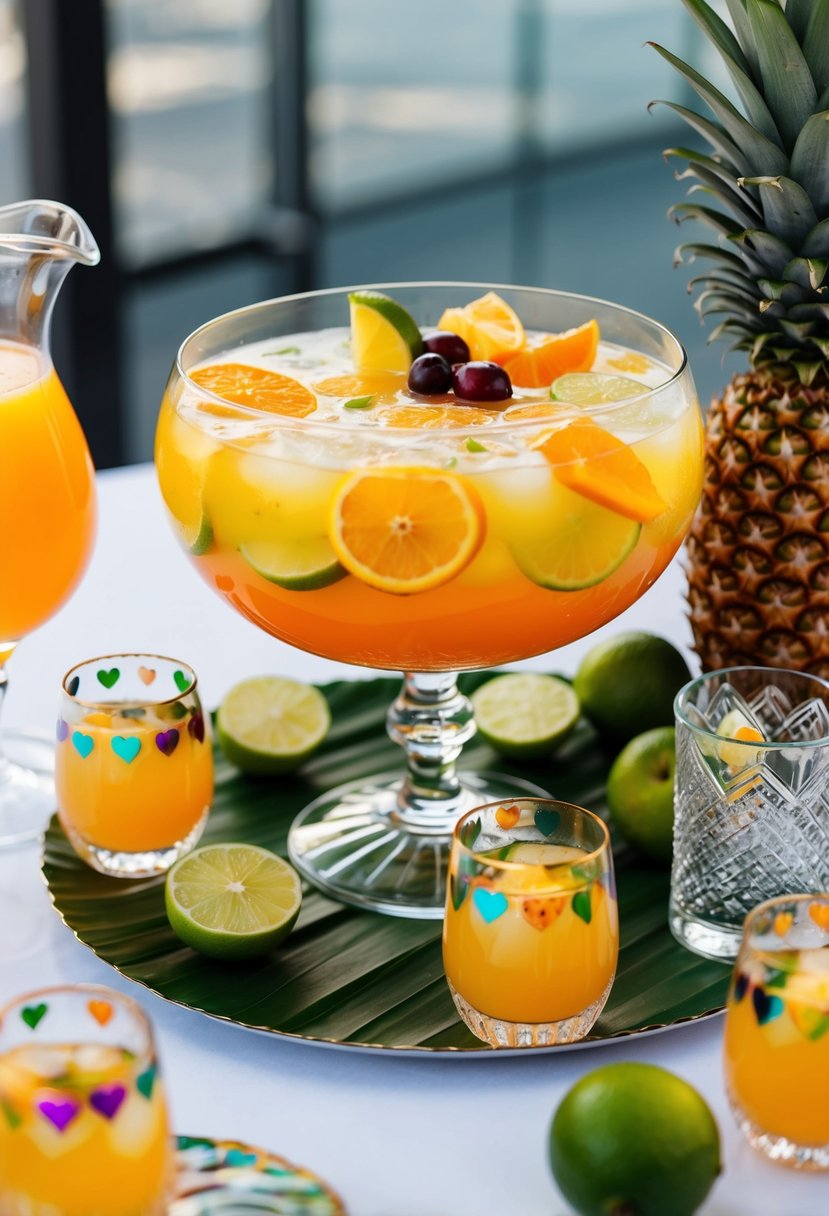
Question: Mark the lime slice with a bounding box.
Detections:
[165,843,302,960]
[183,513,213,556]
[472,673,580,758]
[348,290,423,373]
[551,372,645,405]
[239,539,346,591]
[217,676,331,774]
[511,487,640,590]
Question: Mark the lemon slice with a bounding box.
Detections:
[551,372,645,405]
[239,539,346,591]
[165,844,302,960]
[348,291,423,373]
[715,709,764,768]
[472,673,580,758]
[217,676,331,774]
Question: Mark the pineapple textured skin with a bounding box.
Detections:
[688,367,829,675]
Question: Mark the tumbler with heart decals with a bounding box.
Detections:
[0,984,172,1215]
[55,654,213,876]
[723,893,829,1169]
[442,798,618,1047]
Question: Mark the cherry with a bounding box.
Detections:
[452,361,512,403]
[407,352,453,395]
[422,329,471,365]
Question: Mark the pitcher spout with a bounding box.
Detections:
[0,199,100,267]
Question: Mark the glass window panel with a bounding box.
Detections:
[105,0,273,266]
[308,0,520,212]
[0,0,29,203]
[532,1,694,150]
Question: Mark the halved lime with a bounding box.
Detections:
[165,843,302,961]
[348,290,423,373]
[239,539,346,591]
[472,673,580,758]
[551,371,645,405]
[217,676,331,774]
[511,486,640,590]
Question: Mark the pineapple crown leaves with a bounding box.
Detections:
[649,0,829,382]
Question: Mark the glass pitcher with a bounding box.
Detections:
[0,199,99,847]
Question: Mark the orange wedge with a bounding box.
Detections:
[376,404,493,429]
[191,363,316,418]
[503,320,599,388]
[329,468,484,594]
[313,372,406,399]
[538,419,667,524]
[437,292,525,363]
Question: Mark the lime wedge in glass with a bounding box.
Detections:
[472,673,580,758]
[551,372,645,405]
[165,843,302,960]
[348,290,423,372]
[217,676,331,774]
[239,539,346,591]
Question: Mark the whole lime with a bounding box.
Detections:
[549,1062,721,1216]
[573,632,691,741]
[606,727,676,862]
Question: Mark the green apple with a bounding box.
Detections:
[606,726,675,863]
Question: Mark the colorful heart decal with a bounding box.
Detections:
[155,728,179,757]
[460,817,481,848]
[495,803,520,830]
[534,807,560,837]
[90,1082,126,1121]
[67,675,80,697]
[472,887,508,923]
[1,1099,21,1130]
[37,1093,80,1133]
[752,986,784,1026]
[97,668,120,690]
[111,736,141,764]
[188,711,205,743]
[136,1065,156,1101]
[56,718,69,743]
[450,872,469,912]
[225,1148,258,1168]
[572,889,593,925]
[138,666,156,686]
[21,1003,48,1030]
[87,999,114,1027]
[733,972,749,1003]
[773,911,794,937]
[72,731,94,759]
[173,670,190,693]
[809,902,829,932]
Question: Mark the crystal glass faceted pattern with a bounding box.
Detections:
[671,667,829,960]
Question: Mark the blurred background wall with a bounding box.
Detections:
[6,0,735,468]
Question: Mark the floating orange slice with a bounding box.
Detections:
[538,419,667,524]
[313,372,406,399]
[329,468,484,594]
[437,292,525,363]
[190,362,316,418]
[376,404,493,429]
[503,320,599,388]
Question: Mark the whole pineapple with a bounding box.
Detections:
[652,0,829,676]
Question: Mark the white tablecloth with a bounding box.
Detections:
[1,464,823,1216]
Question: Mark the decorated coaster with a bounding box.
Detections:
[171,1136,345,1215]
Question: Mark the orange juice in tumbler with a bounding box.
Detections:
[0,343,95,651]
[443,800,618,1047]
[723,894,829,1167]
[0,987,172,1216]
[55,656,212,877]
